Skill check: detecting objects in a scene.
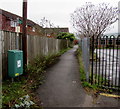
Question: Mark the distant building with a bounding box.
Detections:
[96,35,120,48]
[0,9,43,36]
[44,28,69,38]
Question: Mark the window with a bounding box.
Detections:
[109,39,113,45]
[101,39,105,44]
[32,27,35,32]
[116,39,120,45]
[10,20,17,27]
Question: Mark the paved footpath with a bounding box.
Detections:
[36,46,119,107]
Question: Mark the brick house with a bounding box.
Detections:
[0,9,43,36]
[97,35,120,48]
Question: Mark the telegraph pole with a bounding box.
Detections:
[22,0,27,70]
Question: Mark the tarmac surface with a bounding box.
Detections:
[36,46,119,107]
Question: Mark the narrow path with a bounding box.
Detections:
[36,46,93,107]
[36,46,119,107]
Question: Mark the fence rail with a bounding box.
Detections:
[0,30,69,78]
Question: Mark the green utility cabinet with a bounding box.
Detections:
[8,50,23,78]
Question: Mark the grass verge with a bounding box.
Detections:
[2,48,70,108]
[76,48,98,90]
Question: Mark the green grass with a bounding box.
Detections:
[2,48,71,108]
[76,48,100,91]
[89,73,109,86]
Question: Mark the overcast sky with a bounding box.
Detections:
[0,0,119,33]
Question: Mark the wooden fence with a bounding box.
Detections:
[0,30,69,78]
[27,35,68,63]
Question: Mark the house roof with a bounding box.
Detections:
[102,33,119,38]
[44,28,69,33]
[0,8,36,27]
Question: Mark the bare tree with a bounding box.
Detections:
[71,2,118,38]
[39,17,54,28]
[39,17,61,37]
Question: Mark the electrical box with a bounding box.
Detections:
[8,50,23,78]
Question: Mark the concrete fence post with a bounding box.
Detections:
[81,38,90,82]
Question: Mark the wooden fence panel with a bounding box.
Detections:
[27,35,68,63]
